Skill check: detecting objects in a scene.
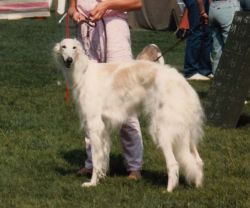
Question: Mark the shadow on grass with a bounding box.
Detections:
[55,149,86,176]
[56,149,191,189]
[55,166,81,176]
[141,169,167,187]
[109,154,127,176]
[55,149,128,176]
[141,170,190,189]
[63,149,86,166]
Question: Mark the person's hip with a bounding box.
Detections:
[210,0,241,11]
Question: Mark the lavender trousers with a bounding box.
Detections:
[77,16,143,172]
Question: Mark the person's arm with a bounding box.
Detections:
[196,0,206,14]
[68,0,77,16]
[196,0,209,24]
[90,0,142,22]
[100,0,142,11]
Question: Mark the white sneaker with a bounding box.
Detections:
[187,73,210,81]
[207,74,214,78]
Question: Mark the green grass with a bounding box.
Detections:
[0,13,250,208]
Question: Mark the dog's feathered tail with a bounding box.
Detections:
[174,98,205,187]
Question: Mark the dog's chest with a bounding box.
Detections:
[76,74,110,115]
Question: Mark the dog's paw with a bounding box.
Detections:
[81,181,97,188]
[167,165,179,192]
[167,178,178,192]
[195,171,203,188]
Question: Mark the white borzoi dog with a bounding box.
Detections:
[53,38,204,192]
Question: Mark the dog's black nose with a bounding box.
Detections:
[66,57,73,65]
[65,57,73,68]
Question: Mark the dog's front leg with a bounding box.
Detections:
[82,118,109,187]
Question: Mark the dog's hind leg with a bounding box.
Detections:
[191,143,204,169]
[157,130,179,192]
[82,118,110,187]
[174,134,203,188]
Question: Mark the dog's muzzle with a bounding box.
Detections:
[64,57,73,68]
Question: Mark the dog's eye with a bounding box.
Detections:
[62,45,66,49]
[73,46,76,49]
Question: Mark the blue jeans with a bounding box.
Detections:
[183,0,212,78]
[209,0,240,73]
[240,0,250,10]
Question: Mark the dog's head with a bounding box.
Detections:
[53,38,83,68]
[136,44,165,65]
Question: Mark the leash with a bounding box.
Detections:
[64,13,70,104]
[154,38,185,62]
[101,18,107,63]
[154,23,203,62]
[83,15,96,27]
[57,13,71,104]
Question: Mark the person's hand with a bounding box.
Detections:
[73,11,86,23]
[68,6,76,17]
[200,11,209,25]
[175,28,191,39]
[90,2,108,22]
[68,7,86,23]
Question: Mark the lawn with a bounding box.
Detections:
[0,12,250,208]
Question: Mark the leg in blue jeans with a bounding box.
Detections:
[240,0,250,10]
[209,0,240,73]
[183,0,212,78]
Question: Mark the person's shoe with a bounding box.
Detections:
[76,167,92,176]
[128,171,141,180]
[207,73,214,79]
[187,73,210,81]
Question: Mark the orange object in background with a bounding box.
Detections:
[179,8,189,30]
[175,8,190,39]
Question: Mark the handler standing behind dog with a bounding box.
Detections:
[68,0,143,180]
[182,0,213,80]
[197,0,241,74]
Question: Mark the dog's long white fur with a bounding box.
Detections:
[54,38,204,192]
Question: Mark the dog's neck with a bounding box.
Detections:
[69,53,89,90]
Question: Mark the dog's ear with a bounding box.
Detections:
[53,43,62,67]
[53,43,61,54]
